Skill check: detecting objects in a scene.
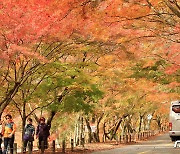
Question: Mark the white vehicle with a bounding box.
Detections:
[169,100,180,141]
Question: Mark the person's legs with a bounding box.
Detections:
[3,138,9,154]
[0,138,2,154]
[38,136,43,150]
[28,141,33,152]
[43,137,48,149]
[23,140,28,152]
[9,136,14,154]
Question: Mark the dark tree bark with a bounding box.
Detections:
[85,118,92,143]
[110,114,128,140]
[0,82,21,118]
[95,114,103,142]
[139,115,143,133]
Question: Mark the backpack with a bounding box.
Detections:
[23,124,35,141]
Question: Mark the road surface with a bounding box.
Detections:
[92,133,180,154]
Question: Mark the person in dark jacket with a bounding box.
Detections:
[23,118,35,153]
[36,117,50,150]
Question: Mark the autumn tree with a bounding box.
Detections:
[0,0,104,117]
[76,0,180,74]
[0,0,179,147]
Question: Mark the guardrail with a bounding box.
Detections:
[119,131,155,143]
[118,130,167,144]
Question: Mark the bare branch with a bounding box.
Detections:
[165,0,180,18]
[12,99,23,119]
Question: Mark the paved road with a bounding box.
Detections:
[92,133,180,154]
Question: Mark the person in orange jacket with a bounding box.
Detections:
[1,114,16,154]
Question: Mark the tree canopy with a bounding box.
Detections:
[0,0,179,146]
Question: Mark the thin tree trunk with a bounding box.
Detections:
[139,115,143,133]
[156,117,162,130]
[85,118,92,143]
[0,82,21,118]
[22,100,26,149]
[47,111,56,126]
[80,117,84,146]
[103,122,110,141]
[95,115,103,142]
[22,116,26,151]
[110,114,128,140]
[74,123,77,146]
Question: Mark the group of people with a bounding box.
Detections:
[0,114,50,154]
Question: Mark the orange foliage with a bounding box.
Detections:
[168,82,180,88]
[142,60,156,68]
[0,0,84,62]
[0,0,179,74]
[147,92,179,103]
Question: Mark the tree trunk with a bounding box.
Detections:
[156,117,162,130]
[47,111,56,126]
[0,82,21,118]
[21,101,27,151]
[110,114,128,140]
[46,88,69,127]
[103,122,110,141]
[95,115,103,142]
[74,123,77,146]
[22,116,26,151]
[139,115,143,133]
[85,118,92,143]
[80,117,84,146]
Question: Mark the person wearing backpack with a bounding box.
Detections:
[36,117,50,151]
[23,118,35,153]
[1,114,16,154]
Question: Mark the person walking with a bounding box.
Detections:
[0,133,2,154]
[1,114,16,154]
[23,118,35,153]
[0,120,3,154]
[36,117,50,152]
